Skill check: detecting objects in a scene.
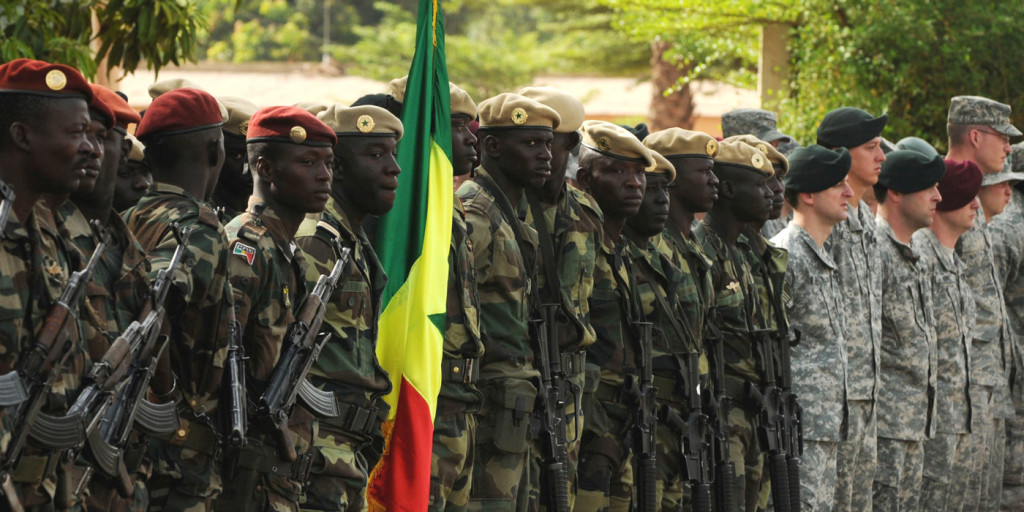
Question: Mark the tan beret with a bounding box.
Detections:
[218,96,259,137]
[449,82,477,118]
[126,133,144,162]
[715,140,774,177]
[317,104,403,141]
[294,102,328,116]
[388,76,408,103]
[724,134,788,175]
[147,78,205,99]
[517,87,585,133]
[648,150,677,183]
[643,127,719,159]
[581,120,655,169]
[478,93,560,130]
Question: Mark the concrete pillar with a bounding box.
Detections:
[759,23,790,111]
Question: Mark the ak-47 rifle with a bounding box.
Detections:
[705,314,739,512]
[533,303,570,512]
[80,224,191,497]
[749,329,791,512]
[767,283,802,512]
[223,285,247,448]
[625,320,657,512]
[0,233,107,511]
[257,247,350,460]
[0,179,13,242]
[661,351,713,512]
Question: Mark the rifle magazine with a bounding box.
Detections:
[134,399,180,436]
[0,372,27,406]
[29,411,86,449]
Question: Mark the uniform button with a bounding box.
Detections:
[348,297,356,306]
[176,428,187,438]
[256,485,263,492]
[453,366,460,374]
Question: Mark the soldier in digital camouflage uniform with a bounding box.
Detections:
[622,150,701,511]
[455,94,557,512]
[815,107,887,512]
[769,145,852,511]
[989,143,1024,511]
[945,95,1020,512]
[572,121,654,512]
[912,158,982,511]
[871,150,945,512]
[215,106,336,512]
[0,58,102,510]
[516,87,602,512]
[694,140,775,512]
[113,134,151,213]
[124,88,233,512]
[294,104,403,512]
[720,110,799,238]
[212,96,259,224]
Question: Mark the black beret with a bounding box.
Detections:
[816,107,888,148]
[783,145,851,193]
[877,150,946,193]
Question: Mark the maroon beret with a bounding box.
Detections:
[89,84,140,132]
[136,88,224,141]
[246,106,337,147]
[937,159,983,212]
[0,58,93,100]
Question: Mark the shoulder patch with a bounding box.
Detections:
[238,222,267,244]
[233,242,257,265]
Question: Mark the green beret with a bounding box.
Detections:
[895,137,939,157]
[580,120,655,169]
[643,128,718,159]
[714,140,774,177]
[317,104,403,141]
[647,150,676,183]
[517,87,585,133]
[783,145,850,193]
[218,96,259,137]
[878,150,945,193]
[478,93,560,130]
[816,107,888,148]
[723,134,788,175]
[948,95,1022,136]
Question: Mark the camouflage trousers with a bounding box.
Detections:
[834,399,876,512]
[798,440,838,512]
[574,378,632,512]
[1001,401,1024,511]
[468,377,536,512]
[654,411,687,512]
[872,437,923,512]
[303,425,369,512]
[921,432,972,512]
[527,369,586,512]
[727,404,763,512]
[147,433,221,512]
[966,385,1004,512]
[430,403,477,512]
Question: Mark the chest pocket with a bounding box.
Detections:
[335,279,370,331]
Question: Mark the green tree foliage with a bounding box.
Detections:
[0,0,205,78]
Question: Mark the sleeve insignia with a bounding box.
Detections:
[233,242,257,265]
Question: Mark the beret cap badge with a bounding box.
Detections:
[290,126,307,144]
[598,137,611,151]
[239,120,249,136]
[45,69,67,91]
[357,114,375,133]
[757,143,770,155]
[511,107,528,125]
[706,139,718,156]
[751,153,765,168]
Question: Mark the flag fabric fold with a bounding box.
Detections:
[367,0,452,510]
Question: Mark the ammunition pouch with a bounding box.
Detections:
[560,350,587,378]
[487,379,536,454]
[9,453,59,486]
[442,357,480,384]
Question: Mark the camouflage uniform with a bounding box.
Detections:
[760,213,790,240]
[295,195,391,512]
[912,228,976,512]
[456,167,539,512]
[873,217,937,512]
[430,195,486,512]
[990,189,1024,510]
[828,201,881,512]
[575,239,639,512]
[523,183,602,511]
[957,212,1014,512]
[124,183,234,511]
[770,224,847,511]
[694,220,765,512]
[56,201,154,511]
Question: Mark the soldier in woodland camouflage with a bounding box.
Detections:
[770,145,853,511]
[123,88,233,512]
[946,95,1020,512]
[113,134,151,213]
[913,158,982,511]
[295,104,403,512]
[871,150,944,512]
[572,121,654,512]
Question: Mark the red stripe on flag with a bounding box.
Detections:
[368,377,434,512]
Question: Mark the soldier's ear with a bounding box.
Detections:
[253,155,273,182]
[565,131,581,151]
[8,122,30,152]
[718,179,735,199]
[576,166,592,191]
[483,134,501,158]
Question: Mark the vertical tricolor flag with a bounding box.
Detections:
[367,0,452,510]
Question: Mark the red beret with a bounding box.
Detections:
[246,106,337,147]
[938,159,983,212]
[89,84,140,132]
[0,58,93,100]
[136,88,223,141]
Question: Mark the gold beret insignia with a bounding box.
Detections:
[511,107,528,125]
[751,153,765,169]
[239,120,249,136]
[757,143,770,155]
[357,114,375,133]
[45,69,67,91]
[598,137,611,151]
[290,126,307,144]
[706,139,718,156]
